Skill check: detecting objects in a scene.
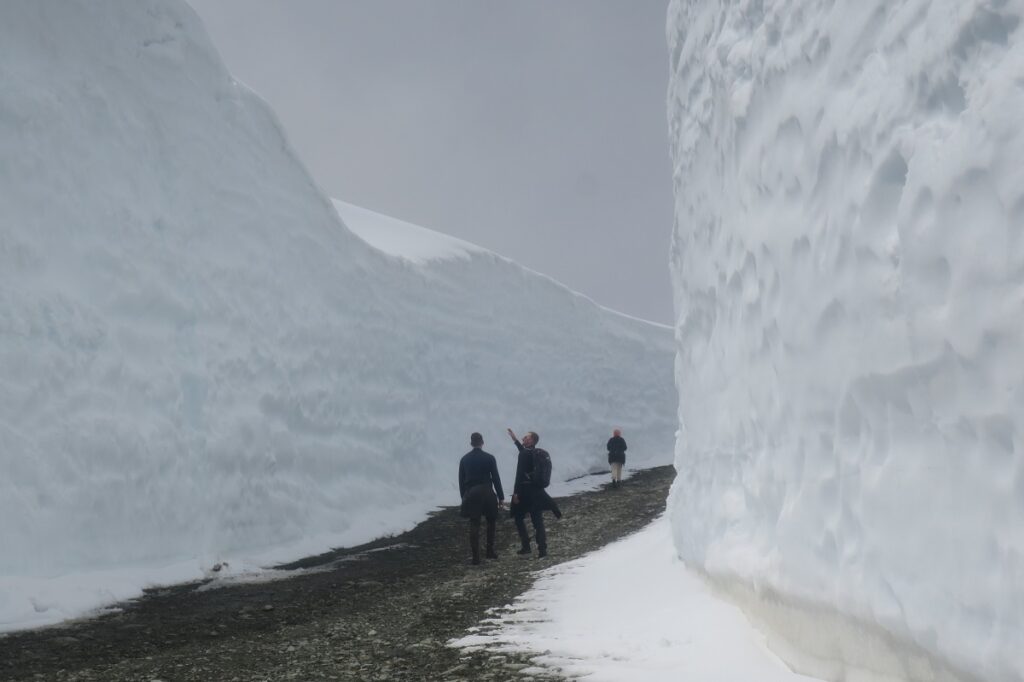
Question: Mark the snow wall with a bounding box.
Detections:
[0,0,677,630]
[667,1,1024,680]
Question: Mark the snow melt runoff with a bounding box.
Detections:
[0,0,676,631]
[668,1,1023,680]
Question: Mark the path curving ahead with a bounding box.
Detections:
[1,465,675,681]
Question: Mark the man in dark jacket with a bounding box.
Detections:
[506,428,560,559]
[607,428,627,488]
[459,432,504,565]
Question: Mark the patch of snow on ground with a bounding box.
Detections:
[455,516,821,682]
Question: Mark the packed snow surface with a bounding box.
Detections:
[0,0,676,631]
[668,0,1024,680]
[456,516,821,682]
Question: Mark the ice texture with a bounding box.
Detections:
[667,1,1024,680]
[0,0,676,630]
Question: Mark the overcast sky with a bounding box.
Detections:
[187,1,674,324]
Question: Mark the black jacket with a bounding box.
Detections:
[607,436,627,465]
[509,440,560,516]
[459,448,504,500]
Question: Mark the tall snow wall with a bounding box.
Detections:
[0,0,676,630]
[667,1,1023,680]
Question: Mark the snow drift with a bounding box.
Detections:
[667,1,1023,680]
[0,0,676,630]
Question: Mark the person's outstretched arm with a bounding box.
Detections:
[507,428,525,453]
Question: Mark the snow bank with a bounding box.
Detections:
[667,1,1024,680]
[0,0,676,631]
[455,516,820,682]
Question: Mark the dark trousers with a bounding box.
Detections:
[469,516,497,561]
[462,484,498,561]
[513,509,546,551]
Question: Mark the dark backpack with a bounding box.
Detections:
[532,448,552,488]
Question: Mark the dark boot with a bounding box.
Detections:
[530,510,546,556]
[469,519,481,565]
[514,514,531,554]
[485,519,498,559]
[537,547,547,559]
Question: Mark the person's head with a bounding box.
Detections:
[470,432,483,448]
[523,431,539,447]
[613,429,621,437]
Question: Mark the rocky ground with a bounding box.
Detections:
[1,465,675,682]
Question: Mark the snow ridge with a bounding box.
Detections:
[667,1,1024,680]
[332,200,485,264]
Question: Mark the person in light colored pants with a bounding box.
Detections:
[607,429,627,488]
[610,461,623,483]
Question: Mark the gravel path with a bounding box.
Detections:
[1,465,675,681]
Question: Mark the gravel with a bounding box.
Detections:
[0,465,674,681]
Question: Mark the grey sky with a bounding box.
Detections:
[187,1,674,324]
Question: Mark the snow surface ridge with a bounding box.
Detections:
[332,199,485,265]
[334,199,674,331]
[667,1,1023,680]
[0,0,676,631]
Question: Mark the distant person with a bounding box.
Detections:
[607,429,627,488]
[459,432,504,565]
[507,428,560,559]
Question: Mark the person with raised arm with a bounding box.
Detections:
[506,427,560,559]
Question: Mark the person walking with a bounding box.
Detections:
[507,428,557,559]
[459,432,504,565]
[607,428,627,488]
